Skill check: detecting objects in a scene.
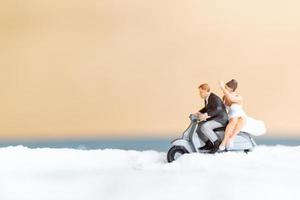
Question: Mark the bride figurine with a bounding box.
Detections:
[219,79,266,150]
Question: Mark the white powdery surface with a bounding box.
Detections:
[0,145,299,200]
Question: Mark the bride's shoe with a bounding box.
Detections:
[219,144,225,151]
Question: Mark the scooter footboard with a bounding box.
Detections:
[171,139,194,153]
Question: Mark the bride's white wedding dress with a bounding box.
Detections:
[219,103,266,150]
[227,103,266,136]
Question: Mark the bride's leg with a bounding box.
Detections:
[229,117,246,140]
[219,118,237,149]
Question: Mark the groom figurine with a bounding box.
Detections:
[195,83,228,153]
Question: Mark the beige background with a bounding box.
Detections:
[1,0,299,139]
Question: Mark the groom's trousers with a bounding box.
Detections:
[196,120,223,143]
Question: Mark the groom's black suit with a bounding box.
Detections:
[196,93,228,148]
[198,92,228,126]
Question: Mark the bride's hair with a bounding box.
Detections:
[226,79,238,92]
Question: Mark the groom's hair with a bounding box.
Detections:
[198,83,210,92]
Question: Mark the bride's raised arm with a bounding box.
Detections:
[219,81,243,104]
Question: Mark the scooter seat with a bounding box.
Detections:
[213,127,226,132]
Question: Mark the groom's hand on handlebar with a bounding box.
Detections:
[193,112,201,116]
[199,113,210,121]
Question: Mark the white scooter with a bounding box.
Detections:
[167,114,256,162]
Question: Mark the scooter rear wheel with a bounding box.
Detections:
[167,146,188,163]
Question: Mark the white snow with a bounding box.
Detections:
[0,145,299,200]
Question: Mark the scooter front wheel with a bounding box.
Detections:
[167,146,188,163]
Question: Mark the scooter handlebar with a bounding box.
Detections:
[189,114,200,122]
